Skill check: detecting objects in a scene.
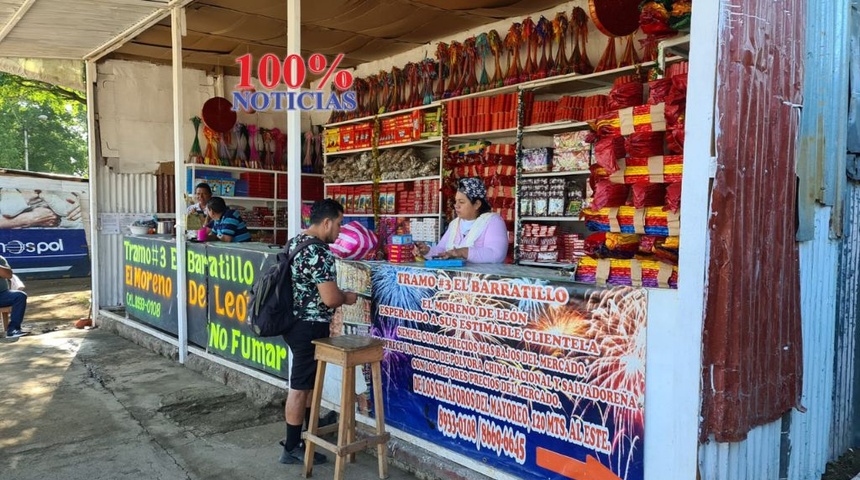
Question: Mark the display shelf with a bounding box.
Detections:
[324,175,440,187]
[660,34,691,59]
[519,217,584,222]
[343,213,440,218]
[518,260,578,268]
[324,102,442,128]
[521,170,590,178]
[519,58,683,94]
[325,137,442,156]
[522,120,590,135]
[186,163,322,176]
[448,127,518,142]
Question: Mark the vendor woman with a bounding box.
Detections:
[416,177,508,263]
[204,197,251,242]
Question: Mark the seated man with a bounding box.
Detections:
[0,255,28,338]
[187,182,212,215]
[205,197,251,242]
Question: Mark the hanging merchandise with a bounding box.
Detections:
[217,131,231,166]
[203,125,219,165]
[188,116,204,164]
[503,23,523,86]
[405,63,421,108]
[476,33,491,91]
[535,16,553,80]
[201,96,237,134]
[668,0,692,31]
[488,30,504,89]
[570,7,594,74]
[552,12,570,76]
[462,37,479,95]
[521,18,537,81]
[303,129,315,173]
[447,41,463,97]
[272,129,285,171]
[229,123,242,167]
[435,43,449,100]
[235,124,249,168]
[247,124,261,169]
[588,0,641,72]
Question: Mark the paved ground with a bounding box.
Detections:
[0,326,417,480]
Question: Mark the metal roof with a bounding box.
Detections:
[0,0,177,61]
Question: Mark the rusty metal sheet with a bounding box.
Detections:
[701,0,805,442]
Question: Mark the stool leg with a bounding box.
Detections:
[334,365,353,480]
[303,360,327,478]
[346,366,357,463]
[371,361,388,479]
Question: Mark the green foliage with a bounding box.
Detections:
[0,72,88,177]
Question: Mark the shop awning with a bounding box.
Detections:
[0,0,567,73]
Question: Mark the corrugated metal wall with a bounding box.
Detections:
[789,206,840,480]
[831,183,860,460]
[96,165,157,307]
[702,0,805,442]
[699,421,782,480]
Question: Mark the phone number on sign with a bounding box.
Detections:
[126,293,162,317]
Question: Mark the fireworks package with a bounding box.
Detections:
[665,182,682,213]
[591,103,667,137]
[584,232,640,259]
[591,155,683,184]
[575,257,678,288]
[647,78,673,105]
[590,180,630,209]
[608,77,645,110]
[632,183,667,209]
[638,235,680,265]
[624,131,666,157]
[593,135,626,174]
[583,206,680,236]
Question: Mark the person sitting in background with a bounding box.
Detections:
[186,183,212,215]
[0,255,28,338]
[204,197,251,242]
[415,177,508,263]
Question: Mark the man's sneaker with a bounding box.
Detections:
[6,329,29,338]
[278,441,327,465]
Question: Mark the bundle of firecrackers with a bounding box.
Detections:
[520,223,587,264]
[565,64,688,288]
[328,3,694,122]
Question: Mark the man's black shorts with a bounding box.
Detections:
[284,321,330,391]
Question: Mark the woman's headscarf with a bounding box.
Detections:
[458,177,488,203]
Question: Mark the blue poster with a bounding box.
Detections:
[0,228,89,279]
[371,264,646,480]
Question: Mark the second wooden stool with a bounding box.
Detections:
[303,335,390,480]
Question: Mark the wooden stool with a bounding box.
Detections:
[303,335,390,480]
[0,306,11,335]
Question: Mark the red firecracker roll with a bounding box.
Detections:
[591,180,630,209]
[648,78,673,105]
[665,182,682,213]
[625,131,666,157]
[666,126,685,154]
[632,183,667,208]
[591,155,684,184]
[593,135,626,174]
[608,81,645,110]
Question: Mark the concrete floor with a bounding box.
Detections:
[0,327,417,480]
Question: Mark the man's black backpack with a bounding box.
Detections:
[247,237,325,337]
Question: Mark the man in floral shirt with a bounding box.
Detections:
[280,199,357,465]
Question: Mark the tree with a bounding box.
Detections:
[0,72,88,177]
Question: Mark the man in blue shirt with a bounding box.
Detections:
[0,255,28,338]
[205,197,251,242]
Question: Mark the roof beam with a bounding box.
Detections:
[84,0,196,62]
[0,0,38,44]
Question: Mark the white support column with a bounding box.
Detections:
[85,60,100,323]
[286,0,302,238]
[643,2,720,480]
[171,6,189,364]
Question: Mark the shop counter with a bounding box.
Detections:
[123,235,646,479]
